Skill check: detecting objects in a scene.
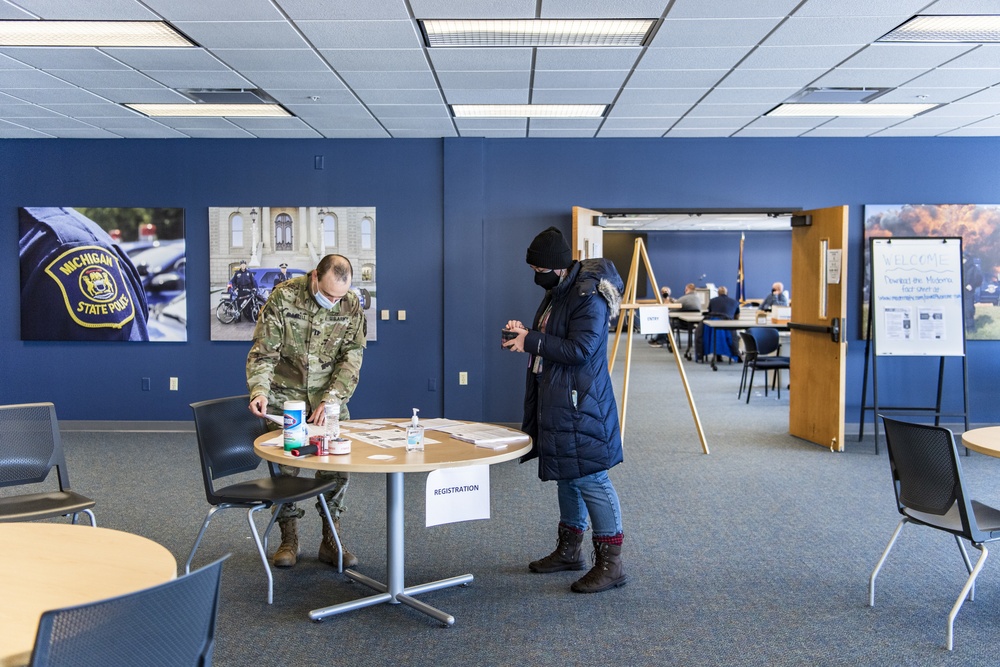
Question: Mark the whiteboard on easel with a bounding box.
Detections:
[870,237,964,356]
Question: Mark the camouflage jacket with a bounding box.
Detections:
[246,275,366,416]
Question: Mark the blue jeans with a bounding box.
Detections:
[556,470,623,537]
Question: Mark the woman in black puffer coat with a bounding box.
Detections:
[504,226,628,594]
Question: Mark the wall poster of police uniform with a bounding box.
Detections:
[19,207,186,342]
[208,206,377,342]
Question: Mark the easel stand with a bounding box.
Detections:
[609,238,709,455]
[858,237,970,454]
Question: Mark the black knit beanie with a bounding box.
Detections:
[525,226,572,269]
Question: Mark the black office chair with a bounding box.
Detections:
[0,402,96,525]
[870,416,1000,650]
[29,556,227,667]
[187,395,343,604]
[737,328,790,403]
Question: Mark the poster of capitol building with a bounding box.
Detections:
[208,206,377,342]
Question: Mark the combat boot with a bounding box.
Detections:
[571,538,628,593]
[318,518,358,569]
[528,524,587,573]
[272,518,299,568]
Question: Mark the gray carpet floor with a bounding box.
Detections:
[12,337,1000,666]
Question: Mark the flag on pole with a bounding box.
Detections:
[737,232,746,302]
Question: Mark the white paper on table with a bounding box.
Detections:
[425,465,490,527]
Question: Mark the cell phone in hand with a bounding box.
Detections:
[501,328,518,349]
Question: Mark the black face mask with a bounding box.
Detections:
[534,270,560,289]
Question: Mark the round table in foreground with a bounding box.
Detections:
[961,426,1000,458]
[0,523,176,667]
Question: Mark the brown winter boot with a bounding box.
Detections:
[529,524,587,573]
[318,518,358,569]
[571,538,628,593]
[272,518,299,568]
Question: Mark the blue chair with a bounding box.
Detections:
[29,556,227,667]
[737,328,790,402]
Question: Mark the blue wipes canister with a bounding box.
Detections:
[283,400,307,451]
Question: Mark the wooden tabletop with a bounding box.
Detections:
[0,523,176,667]
[961,426,1000,458]
[255,420,533,473]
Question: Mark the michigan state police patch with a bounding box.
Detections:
[44,245,136,329]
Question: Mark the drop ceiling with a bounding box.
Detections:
[2,0,1000,139]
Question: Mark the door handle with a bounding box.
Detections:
[788,318,841,343]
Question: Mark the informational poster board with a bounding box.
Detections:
[870,237,964,357]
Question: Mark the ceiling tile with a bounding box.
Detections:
[408,0,535,19]
[367,104,448,118]
[169,21,309,49]
[666,127,733,136]
[228,116,313,130]
[699,87,799,104]
[531,89,618,104]
[142,0,283,21]
[111,127,189,138]
[952,87,1000,104]
[685,102,780,116]
[42,127,122,138]
[763,16,908,47]
[0,4,35,19]
[0,47,129,70]
[438,71,529,89]
[529,118,603,129]
[211,49,329,72]
[246,128,324,138]
[839,44,977,69]
[601,117,674,130]
[0,102,63,116]
[0,53,31,70]
[910,69,1000,89]
[810,68,926,87]
[283,105,376,121]
[239,70,346,90]
[297,21,423,50]
[673,116,750,129]
[8,88,109,104]
[617,87,705,104]
[738,45,861,69]
[541,0,667,18]
[145,70,254,88]
[12,0,158,20]
[0,69,75,87]
[316,128,390,137]
[267,89,359,105]
[36,102,139,117]
[639,47,749,69]
[667,0,799,18]
[875,127,949,136]
[533,70,628,89]
[428,48,531,71]
[924,102,1000,116]
[390,128,458,137]
[651,18,782,48]
[181,127,257,137]
[607,103,689,117]
[941,45,1000,69]
[45,69,162,89]
[534,48,643,70]
[732,127,803,136]
[794,0,930,16]
[455,118,526,130]
[101,48,232,71]
[307,117,387,130]
[801,127,878,136]
[0,126,55,137]
[279,0,411,20]
[871,87,978,104]
[717,68,827,88]
[744,116,820,129]
[321,49,429,72]
[627,69,727,87]
[443,89,528,104]
[597,128,666,137]
[357,89,445,104]
[339,70,438,89]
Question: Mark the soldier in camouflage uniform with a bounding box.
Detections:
[247,254,366,569]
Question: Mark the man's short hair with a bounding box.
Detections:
[685,283,696,292]
[718,286,728,296]
[317,254,353,283]
[772,281,783,291]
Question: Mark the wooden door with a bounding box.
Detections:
[572,206,603,260]
[789,206,848,451]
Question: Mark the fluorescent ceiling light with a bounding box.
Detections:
[0,20,193,47]
[767,103,937,117]
[453,104,606,118]
[879,15,1000,42]
[421,19,655,47]
[126,103,291,117]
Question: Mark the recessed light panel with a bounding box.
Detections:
[126,104,291,117]
[421,19,655,47]
[879,15,1000,42]
[452,104,606,118]
[767,103,937,117]
[0,20,193,47]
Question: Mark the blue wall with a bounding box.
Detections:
[3,137,1000,425]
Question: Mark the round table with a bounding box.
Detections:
[254,420,531,626]
[961,426,1000,457]
[0,523,176,667]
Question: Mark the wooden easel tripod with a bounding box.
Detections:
[609,238,709,454]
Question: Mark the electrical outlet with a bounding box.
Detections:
[169,377,178,391]
[380,309,390,320]
[459,372,468,385]
[397,310,406,321]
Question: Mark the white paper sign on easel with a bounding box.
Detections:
[425,465,490,527]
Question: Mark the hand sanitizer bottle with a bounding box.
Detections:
[406,408,424,452]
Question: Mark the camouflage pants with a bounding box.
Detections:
[274,466,350,521]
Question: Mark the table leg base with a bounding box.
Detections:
[309,570,473,626]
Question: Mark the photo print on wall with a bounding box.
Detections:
[19,206,186,342]
[208,206,376,342]
[863,204,1000,341]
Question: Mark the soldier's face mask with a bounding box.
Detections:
[312,273,346,309]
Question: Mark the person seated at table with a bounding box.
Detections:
[697,286,741,362]
[675,283,702,312]
[760,282,790,311]
[648,286,674,348]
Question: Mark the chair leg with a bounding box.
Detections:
[246,505,274,605]
[869,518,907,607]
[81,508,97,526]
[261,505,282,554]
[947,543,988,651]
[317,495,344,573]
[745,365,757,404]
[186,506,223,574]
[954,535,976,602]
